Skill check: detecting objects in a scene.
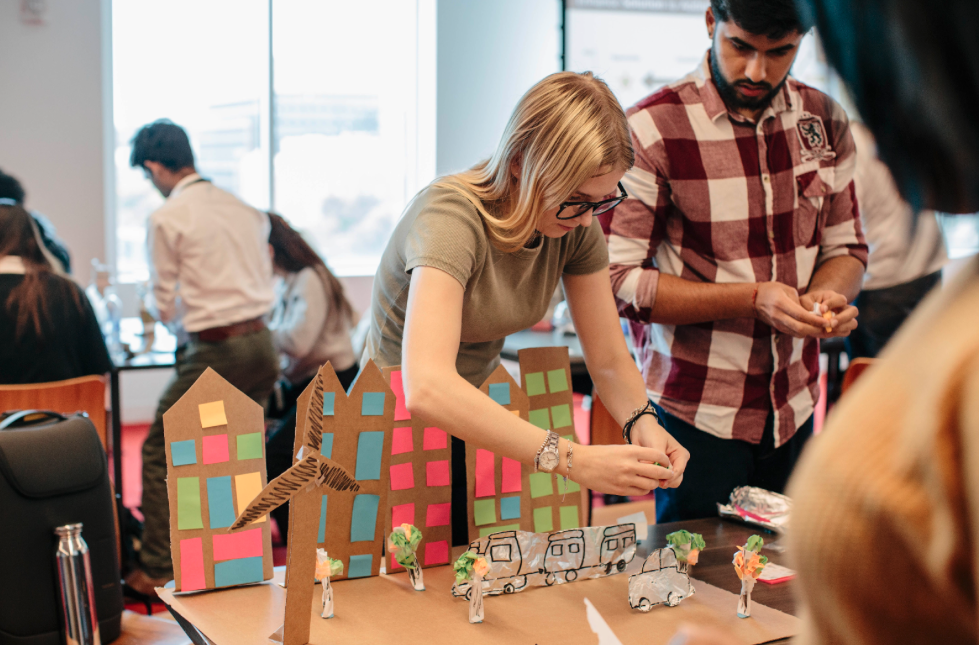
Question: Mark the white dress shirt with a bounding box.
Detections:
[269,266,356,383]
[146,173,274,333]
[851,123,948,290]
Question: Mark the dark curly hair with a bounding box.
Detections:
[711,0,813,39]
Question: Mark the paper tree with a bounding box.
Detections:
[228,365,361,645]
[454,551,488,624]
[466,364,532,541]
[314,549,342,619]
[388,523,425,591]
[381,366,452,570]
[517,348,585,533]
[666,530,705,575]
[733,535,768,618]
[163,368,274,592]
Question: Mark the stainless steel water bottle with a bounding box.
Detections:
[54,523,101,645]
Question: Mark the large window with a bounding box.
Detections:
[112,1,435,280]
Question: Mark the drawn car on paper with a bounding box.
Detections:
[452,524,637,599]
[627,548,695,612]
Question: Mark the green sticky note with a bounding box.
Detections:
[533,506,554,533]
[473,499,497,526]
[528,408,550,429]
[525,372,546,397]
[177,477,203,530]
[529,472,554,499]
[556,476,581,495]
[559,505,580,530]
[237,433,263,460]
[550,404,573,429]
[547,369,569,393]
[479,523,521,538]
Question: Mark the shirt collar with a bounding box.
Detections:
[698,51,794,124]
[0,256,27,274]
[169,172,202,199]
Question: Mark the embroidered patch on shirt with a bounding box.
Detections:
[796,114,836,163]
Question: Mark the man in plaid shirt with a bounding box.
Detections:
[602,0,868,521]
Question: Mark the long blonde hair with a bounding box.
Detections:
[436,71,634,252]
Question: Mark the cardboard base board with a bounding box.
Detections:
[158,565,798,645]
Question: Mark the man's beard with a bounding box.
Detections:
[710,48,787,114]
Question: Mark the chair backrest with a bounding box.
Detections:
[841,358,876,397]
[0,375,107,450]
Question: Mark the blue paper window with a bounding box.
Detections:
[361,392,385,416]
[347,554,373,579]
[350,494,380,542]
[488,382,511,406]
[354,431,384,480]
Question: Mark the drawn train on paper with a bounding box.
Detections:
[451,524,638,599]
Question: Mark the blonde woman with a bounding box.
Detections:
[366,72,689,539]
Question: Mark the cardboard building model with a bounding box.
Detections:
[382,366,453,570]
[163,367,275,593]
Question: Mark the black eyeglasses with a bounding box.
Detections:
[556,182,628,220]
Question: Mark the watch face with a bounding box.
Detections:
[539,451,559,472]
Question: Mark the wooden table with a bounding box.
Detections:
[160,517,796,645]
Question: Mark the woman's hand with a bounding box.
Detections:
[632,414,689,489]
[571,443,674,497]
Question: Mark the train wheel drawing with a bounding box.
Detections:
[504,583,515,594]
[465,587,473,601]
[667,592,680,607]
[545,572,557,586]
[616,561,627,573]
[638,598,652,612]
[565,569,578,582]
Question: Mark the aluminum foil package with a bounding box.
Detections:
[717,486,792,533]
[451,524,638,599]
[627,548,695,612]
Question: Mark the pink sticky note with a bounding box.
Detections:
[425,540,450,565]
[392,502,415,529]
[426,460,450,487]
[475,449,495,498]
[212,527,263,561]
[390,463,415,491]
[426,502,451,527]
[202,434,229,465]
[502,457,522,493]
[423,427,447,451]
[391,427,413,455]
[179,538,205,592]
[389,370,411,421]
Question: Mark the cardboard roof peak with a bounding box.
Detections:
[161,366,263,427]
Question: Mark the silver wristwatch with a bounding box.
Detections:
[535,430,561,473]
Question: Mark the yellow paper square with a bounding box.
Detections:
[511,410,520,417]
[198,401,227,428]
[234,472,266,523]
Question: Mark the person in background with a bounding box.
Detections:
[0,203,110,384]
[264,213,358,542]
[367,71,689,546]
[846,121,948,359]
[603,0,867,523]
[126,120,279,595]
[671,0,979,643]
[0,168,72,274]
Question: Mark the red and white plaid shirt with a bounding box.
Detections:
[602,54,868,447]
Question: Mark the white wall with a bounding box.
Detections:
[0,0,110,278]
[436,0,562,176]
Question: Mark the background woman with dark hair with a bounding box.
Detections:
[0,203,111,384]
[265,213,358,542]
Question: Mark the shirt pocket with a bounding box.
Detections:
[794,170,832,248]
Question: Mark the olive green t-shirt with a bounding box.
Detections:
[365,183,609,386]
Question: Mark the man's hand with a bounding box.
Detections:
[799,289,859,338]
[632,415,689,489]
[753,282,832,338]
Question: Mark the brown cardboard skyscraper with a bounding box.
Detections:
[163,367,274,593]
[381,366,453,570]
[229,362,363,645]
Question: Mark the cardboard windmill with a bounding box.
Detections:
[163,368,275,592]
[228,363,361,645]
[381,366,453,570]
[517,347,586,533]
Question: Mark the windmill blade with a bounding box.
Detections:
[229,452,360,531]
[301,371,325,456]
